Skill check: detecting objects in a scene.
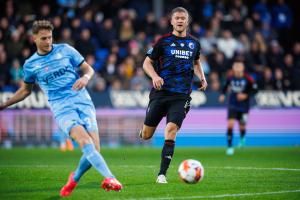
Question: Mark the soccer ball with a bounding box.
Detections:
[178,159,204,184]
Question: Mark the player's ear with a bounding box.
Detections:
[32,34,37,42]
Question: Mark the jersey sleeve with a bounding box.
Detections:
[66,44,85,68]
[221,77,231,94]
[22,63,35,84]
[194,40,201,60]
[147,39,162,60]
[245,75,258,95]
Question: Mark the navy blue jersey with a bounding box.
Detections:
[146,33,201,95]
[222,74,257,112]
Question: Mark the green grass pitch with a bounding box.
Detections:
[0,147,300,199]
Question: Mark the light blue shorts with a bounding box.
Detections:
[49,91,98,137]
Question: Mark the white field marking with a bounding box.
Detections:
[131,189,300,200]
[1,165,300,172]
[210,166,300,172]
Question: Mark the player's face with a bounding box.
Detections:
[233,63,245,78]
[171,12,189,34]
[33,29,53,54]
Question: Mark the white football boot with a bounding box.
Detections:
[156,174,168,184]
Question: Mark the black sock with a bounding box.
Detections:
[158,140,175,176]
[240,129,246,138]
[227,128,233,147]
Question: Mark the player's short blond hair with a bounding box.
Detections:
[32,20,54,34]
[170,7,191,24]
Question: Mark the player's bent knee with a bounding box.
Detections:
[76,135,93,147]
[141,130,154,140]
[166,123,178,133]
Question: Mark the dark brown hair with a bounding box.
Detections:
[32,20,54,34]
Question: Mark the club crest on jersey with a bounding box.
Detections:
[189,42,194,49]
[180,43,185,47]
[44,67,49,72]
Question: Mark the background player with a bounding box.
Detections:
[139,7,208,183]
[0,20,122,196]
[219,61,257,155]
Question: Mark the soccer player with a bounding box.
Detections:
[139,7,208,183]
[219,61,257,155]
[0,20,122,196]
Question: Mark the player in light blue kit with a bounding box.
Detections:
[0,20,122,196]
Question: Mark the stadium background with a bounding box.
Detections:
[0,0,299,147]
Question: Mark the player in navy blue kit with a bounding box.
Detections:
[139,7,208,183]
[219,61,257,155]
[0,20,122,196]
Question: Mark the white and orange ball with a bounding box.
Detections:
[178,159,204,184]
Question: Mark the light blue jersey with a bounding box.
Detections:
[23,43,85,101]
[23,44,98,135]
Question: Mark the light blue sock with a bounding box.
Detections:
[82,143,114,178]
[73,155,92,182]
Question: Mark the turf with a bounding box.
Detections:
[0,147,300,200]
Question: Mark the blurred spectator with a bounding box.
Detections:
[282,54,293,89]
[267,40,284,70]
[271,0,292,29]
[157,16,170,35]
[9,58,23,89]
[97,18,117,48]
[244,18,256,40]
[201,0,214,24]
[110,78,122,91]
[119,19,135,44]
[262,67,275,90]
[87,73,106,92]
[274,68,286,90]
[208,71,221,92]
[271,0,292,49]
[142,12,157,36]
[130,67,150,91]
[208,50,228,80]
[58,27,75,46]
[217,30,238,59]
[252,0,271,24]
[0,50,10,91]
[226,9,244,37]
[249,41,267,81]
[200,29,217,55]
[75,28,95,57]
[5,30,24,59]
[52,16,63,41]
[231,0,248,19]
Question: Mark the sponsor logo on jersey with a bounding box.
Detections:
[170,43,176,47]
[43,66,70,84]
[170,49,193,59]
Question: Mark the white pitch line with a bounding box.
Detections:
[1,165,300,172]
[210,166,300,171]
[131,189,300,200]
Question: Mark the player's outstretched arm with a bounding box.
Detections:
[72,61,94,90]
[0,82,33,110]
[194,58,207,91]
[143,57,164,90]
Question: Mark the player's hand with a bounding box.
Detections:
[198,79,208,91]
[237,93,248,101]
[152,76,164,90]
[219,94,225,103]
[72,76,89,90]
